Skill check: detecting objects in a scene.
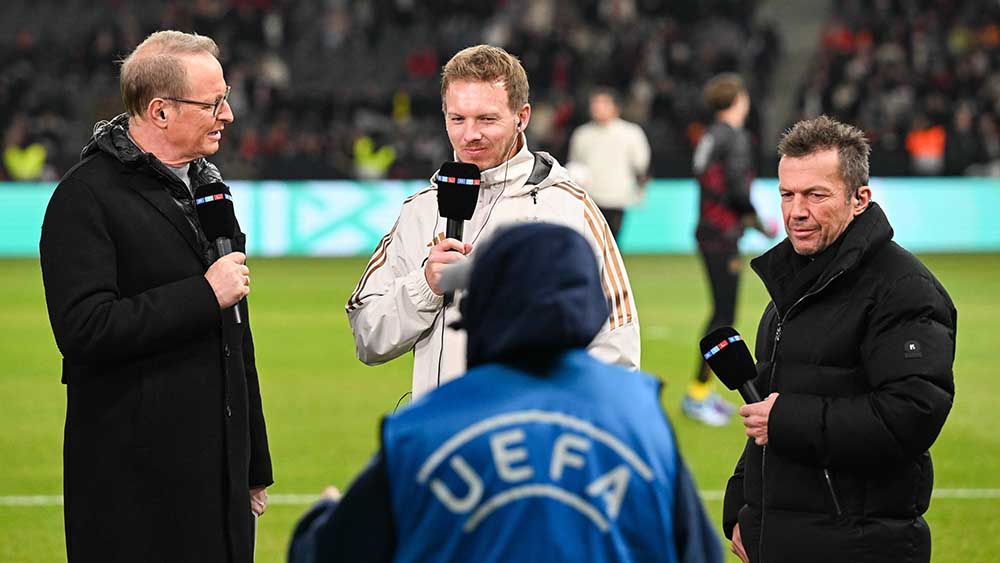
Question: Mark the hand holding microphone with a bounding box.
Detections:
[195,182,244,323]
[205,251,250,308]
[739,392,779,446]
[425,239,472,295]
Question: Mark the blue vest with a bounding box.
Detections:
[382,350,682,563]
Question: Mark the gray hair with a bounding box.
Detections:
[120,30,220,117]
[778,115,871,196]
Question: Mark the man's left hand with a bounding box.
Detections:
[739,392,779,446]
[250,486,268,516]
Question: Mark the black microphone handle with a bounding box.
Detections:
[446,219,464,242]
[442,219,463,307]
[739,382,762,404]
[213,237,243,325]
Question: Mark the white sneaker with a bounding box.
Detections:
[681,394,732,426]
[707,391,736,416]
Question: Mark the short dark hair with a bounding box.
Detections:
[778,115,871,196]
[589,86,620,108]
[703,73,746,112]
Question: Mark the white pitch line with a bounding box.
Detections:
[933,488,1000,499]
[2,489,999,507]
[0,495,63,506]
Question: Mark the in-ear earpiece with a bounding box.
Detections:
[516,120,523,132]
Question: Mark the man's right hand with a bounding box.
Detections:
[424,238,472,295]
[731,523,749,563]
[205,252,250,309]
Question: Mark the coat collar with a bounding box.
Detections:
[477,137,537,196]
[432,137,574,202]
[126,172,209,262]
[83,113,223,192]
[83,114,220,265]
[751,202,894,308]
[435,136,540,197]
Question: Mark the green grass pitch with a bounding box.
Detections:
[0,253,997,562]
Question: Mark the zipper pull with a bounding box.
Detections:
[531,187,538,204]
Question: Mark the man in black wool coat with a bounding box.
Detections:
[40,30,272,563]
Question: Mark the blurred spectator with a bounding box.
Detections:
[1,0,777,181]
[945,102,983,176]
[905,113,945,175]
[795,0,1000,176]
[2,113,56,181]
[975,112,1000,175]
[567,87,651,238]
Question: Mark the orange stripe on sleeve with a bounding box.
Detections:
[556,183,625,328]
[555,182,632,327]
[348,186,439,311]
[347,227,395,311]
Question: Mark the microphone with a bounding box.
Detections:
[194,182,242,325]
[700,326,761,403]
[436,162,481,306]
[436,161,481,241]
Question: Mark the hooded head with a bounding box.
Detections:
[458,222,609,369]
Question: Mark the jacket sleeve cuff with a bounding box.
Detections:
[249,460,274,489]
[405,268,444,311]
[722,473,744,539]
[193,274,223,324]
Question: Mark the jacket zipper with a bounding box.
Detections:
[823,469,843,516]
[759,269,845,562]
[759,313,780,563]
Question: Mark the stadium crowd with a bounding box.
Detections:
[12,1,999,181]
[795,0,1000,176]
[1,0,776,181]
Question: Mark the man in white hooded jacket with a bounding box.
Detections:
[347,44,640,398]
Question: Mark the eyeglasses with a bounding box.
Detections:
[164,85,231,118]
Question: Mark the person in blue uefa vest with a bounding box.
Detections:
[289,222,722,563]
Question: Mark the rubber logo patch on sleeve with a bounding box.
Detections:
[904,340,923,359]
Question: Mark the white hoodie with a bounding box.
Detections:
[346,139,640,398]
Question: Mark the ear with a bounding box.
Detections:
[853,185,872,215]
[516,104,531,132]
[147,99,170,129]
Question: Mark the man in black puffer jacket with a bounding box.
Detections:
[722,116,956,563]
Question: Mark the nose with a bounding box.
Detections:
[217,99,234,124]
[461,121,482,143]
[789,194,809,220]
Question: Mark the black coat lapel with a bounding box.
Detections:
[128,173,207,264]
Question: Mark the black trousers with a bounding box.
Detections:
[600,207,625,239]
[700,249,741,332]
[695,249,742,382]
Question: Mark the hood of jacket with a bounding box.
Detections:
[460,222,609,368]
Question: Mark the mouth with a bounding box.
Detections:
[208,130,223,141]
[463,146,486,156]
